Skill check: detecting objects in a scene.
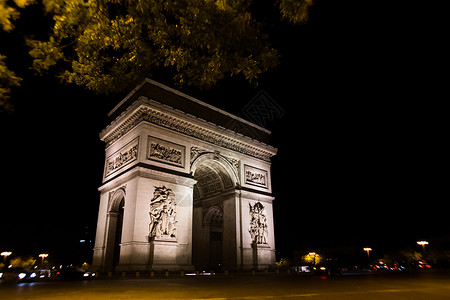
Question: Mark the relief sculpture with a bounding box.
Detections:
[249,202,268,244]
[148,136,185,167]
[149,186,177,239]
[105,138,138,176]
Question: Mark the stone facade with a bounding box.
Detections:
[92,79,277,271]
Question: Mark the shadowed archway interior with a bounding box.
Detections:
[192,160,235,271]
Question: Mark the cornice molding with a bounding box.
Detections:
[100,97,277,162]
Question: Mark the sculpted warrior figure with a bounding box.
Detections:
[149,186,177,239]
[249,202,268,244]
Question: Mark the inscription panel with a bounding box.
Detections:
[147,136,185,168]
[244,165,268,188]
[105,137,139,176]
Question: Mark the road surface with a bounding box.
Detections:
[1,271,450,299]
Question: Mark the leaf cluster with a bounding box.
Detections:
[26,0,285,95]
[1,0,313,108]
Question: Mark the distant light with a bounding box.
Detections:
[39,253,49,258]
[83,272,90,277]
[363,248,372,251]
[309,252,316,256]
[80,240,86,243]
[320,267,326,271]
[417,241,429,245]
[1,251,12,256]
[30,272,37,278]
[18,273,26,279]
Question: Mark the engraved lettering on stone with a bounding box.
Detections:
[106,138,138,176]
[249,202,268,244]
[149,186,177,239]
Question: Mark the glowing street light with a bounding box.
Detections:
[308,252,317,265]
[1,251,12,263]
[417,241,429,251]
[39,253,49,265]
[363,248,372,264]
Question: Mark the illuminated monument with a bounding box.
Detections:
[92,79,278,271]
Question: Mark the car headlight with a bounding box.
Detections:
[0,272,3,279]
[18,273,27,279]
[30,272,37,278]
[83,272,90,277]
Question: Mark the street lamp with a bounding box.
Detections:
[417,241,429,251]
[39,253,49,265]
[363,248,372,264]
[1,251,12,263]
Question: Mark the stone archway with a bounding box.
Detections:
[103,188,126,271]
[92,79,277,272]
[191,154,238,271]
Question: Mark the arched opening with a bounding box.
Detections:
[104,189,125,271]
[112,198,124,269]
[191,155,237,271]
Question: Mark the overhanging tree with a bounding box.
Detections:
[1,0,313,110]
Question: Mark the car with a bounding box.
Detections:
[312,262,343,276]
[56,266,96,280]
[0,267,37,282]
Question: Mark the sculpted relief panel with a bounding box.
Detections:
[105,138,139,176]
[244,165,268,188]
[149,186,177,239]
[147,136,185,167]
[249,202,268,245]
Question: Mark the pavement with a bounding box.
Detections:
[1,271,450,299]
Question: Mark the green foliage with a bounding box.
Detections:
[26,0,282,95]
[0,54,22,113]
[0,0,35,111]
[278,0,313,24]
[302,253,322,265]
[1,0,313,109]
[10,256,36,268]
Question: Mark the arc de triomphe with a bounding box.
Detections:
[92,79,278,272]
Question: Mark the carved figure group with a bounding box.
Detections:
[149,186,177,239]
[249,202,268,244]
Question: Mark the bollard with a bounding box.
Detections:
[136,271,140,278]
[165,270,169,278]
[224,270,229,277]
[252,269,256,275]
[210,270,214,276]
[195,270,199,276]
[264,268,268,275]
[276,269,279,274]
[150,270,155,278]
[180,270,184,277]
[122,271,126,278]
[108,271,112,278]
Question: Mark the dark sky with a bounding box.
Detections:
[0,1,448,264]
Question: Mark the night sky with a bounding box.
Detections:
[1,1,448,264]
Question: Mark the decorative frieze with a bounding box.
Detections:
[101,102,276,162]
[244,165,268,188]
[147,136,185,168]
[105,138,139,176]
